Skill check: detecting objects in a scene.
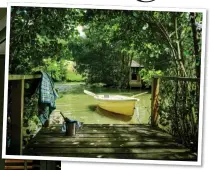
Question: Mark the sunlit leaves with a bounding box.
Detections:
[142,23,149,30]
[139,69,163,87]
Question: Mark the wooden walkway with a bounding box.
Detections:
[24,124,197,161]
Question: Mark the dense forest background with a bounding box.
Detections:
[9,7,202,87]
[9,7,203,152]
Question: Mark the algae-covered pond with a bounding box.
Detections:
[54,83,151,124]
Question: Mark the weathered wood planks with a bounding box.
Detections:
[4,160,33,170]
[9,74,41,80]
[23,124,197,161]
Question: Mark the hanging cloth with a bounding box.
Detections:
[38,71,59,126]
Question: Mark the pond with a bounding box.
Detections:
[54,83,151,124]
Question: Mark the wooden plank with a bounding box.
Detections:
[28,152,196,161]
[0,57,5,170]
[153,76,199,82]
[29,137,177,144]
[22,124,197,161]
[39,126,171,135]
[4,159,34,170]
[42,124,152,130]
[151,78,160,127]
[9,74,41,80]
[5,160,33,163]
[11,79,24,155]
[25,147,191,155]
[38,124,165,132]
[34,132,174,139]
[80,124,145,127]
[27,141,184,149]
[5,166,33,169]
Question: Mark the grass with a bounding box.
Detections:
[66,71,84,82]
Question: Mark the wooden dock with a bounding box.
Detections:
[24,124,197,161]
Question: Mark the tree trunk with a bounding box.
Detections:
[175,17,187,77]
[190,12,201,79]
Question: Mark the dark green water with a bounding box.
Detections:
[55,83,151,124]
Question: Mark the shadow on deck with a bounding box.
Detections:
[23,124,197,161]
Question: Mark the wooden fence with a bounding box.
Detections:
[151,76,200,127]
[9,74,41,155]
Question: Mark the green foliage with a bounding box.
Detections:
[65,71,84,82]
[9,7,203,151]
[9,7,84,74]
[10,7,203,84]
[139,69,163,87]
[158,80,199,152]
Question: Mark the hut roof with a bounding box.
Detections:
[131,60,144,68]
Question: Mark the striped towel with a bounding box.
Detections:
[38,71,59,125]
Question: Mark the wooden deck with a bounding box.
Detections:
[24,124,197,161]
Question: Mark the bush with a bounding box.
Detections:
[139,69,163,87]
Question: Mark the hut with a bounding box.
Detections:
[129,60,144,88]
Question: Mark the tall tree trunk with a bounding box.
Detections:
[175,17,187,77]
[190,12,201,79]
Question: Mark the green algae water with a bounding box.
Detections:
[55,83,151,124]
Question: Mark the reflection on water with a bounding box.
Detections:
[55,84,151,124]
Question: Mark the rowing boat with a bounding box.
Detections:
[84,90,139,116]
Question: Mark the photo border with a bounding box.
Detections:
[2,2,207,166]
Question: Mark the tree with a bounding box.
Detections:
[9,7,84,74]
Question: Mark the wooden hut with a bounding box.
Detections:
[129,60,144,88]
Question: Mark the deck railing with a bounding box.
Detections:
[151,76,200,150]
[8,74,200,154]
[151,76,200,126]
[8,74,41,155]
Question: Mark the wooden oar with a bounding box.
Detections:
[59,111,70,122]
[84,90,97,97]
[131,92,148,98]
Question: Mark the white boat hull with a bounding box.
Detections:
[95,95,138,116]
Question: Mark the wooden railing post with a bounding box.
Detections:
[151,77,160,127]
[0,56,5,170]
[24,160,27,170]
[11,79,24,155]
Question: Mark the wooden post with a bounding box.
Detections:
[151,77,160,127]
[0,56,5,169]
[24,160,27,170]
[11,79,24,155]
